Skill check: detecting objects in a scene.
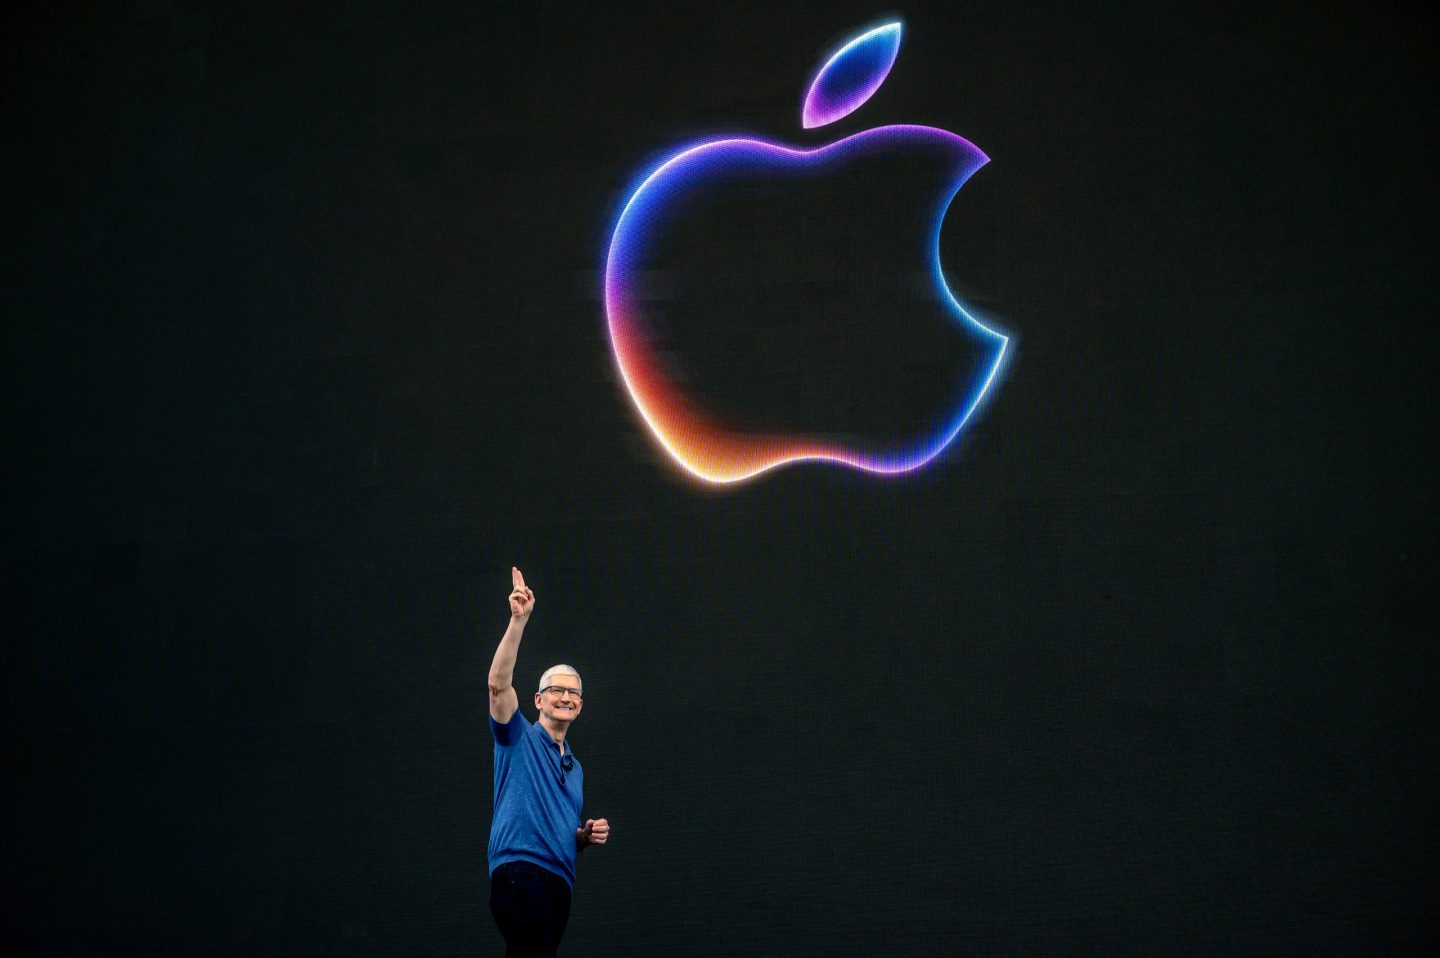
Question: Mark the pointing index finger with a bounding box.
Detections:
[512,567,527,591]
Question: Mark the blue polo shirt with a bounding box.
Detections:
[488,710,585,885]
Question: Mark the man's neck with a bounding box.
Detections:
[538,716,569,751]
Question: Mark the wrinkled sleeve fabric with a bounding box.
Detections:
[491,709,524,746]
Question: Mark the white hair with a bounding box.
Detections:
[538,664,582,692]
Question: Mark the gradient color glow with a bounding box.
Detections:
[802,22,903,129]
[604,126,1009,484]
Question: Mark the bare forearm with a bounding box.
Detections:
[489,569,533,723]
[488,617,526,692]
[491,567,535,695]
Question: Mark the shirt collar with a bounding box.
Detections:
[530,718,573,757]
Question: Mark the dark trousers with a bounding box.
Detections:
[489,861,573,958]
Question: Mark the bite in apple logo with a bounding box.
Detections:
[605,20,1009,484]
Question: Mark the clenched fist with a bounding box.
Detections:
[579,818,610,847]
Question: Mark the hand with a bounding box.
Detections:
[579,818,610,847]
[508,567,535,621]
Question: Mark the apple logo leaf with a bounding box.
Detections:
[802,21,904,129]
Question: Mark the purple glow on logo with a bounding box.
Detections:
[605,127,1009,484]
[802,21,903,129]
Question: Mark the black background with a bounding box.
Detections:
[6,2,1438,955]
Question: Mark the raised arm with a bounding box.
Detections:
[488,567,534,724]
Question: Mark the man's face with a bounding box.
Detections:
[535,678,583,726]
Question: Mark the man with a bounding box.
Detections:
[487,567,610,957]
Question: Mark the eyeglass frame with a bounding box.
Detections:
[538,685,584,700]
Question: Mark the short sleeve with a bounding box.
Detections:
[490,709,525,746]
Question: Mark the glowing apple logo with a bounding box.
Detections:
[605,21,1009,484]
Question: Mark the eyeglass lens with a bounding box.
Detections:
[543,686,582,699]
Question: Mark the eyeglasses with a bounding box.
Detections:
[540,686,583,700]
